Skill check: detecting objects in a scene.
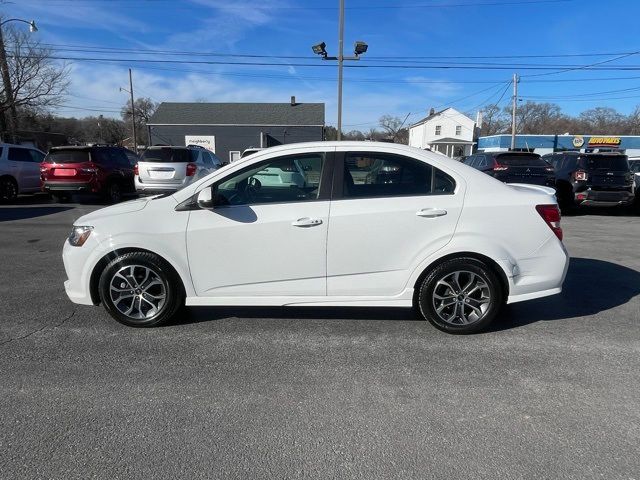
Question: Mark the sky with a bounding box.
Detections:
[5,0,640,129]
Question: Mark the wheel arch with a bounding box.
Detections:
[411,251,510,307]
[89,247,186,305]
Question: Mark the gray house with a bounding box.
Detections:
[147,100,325,163]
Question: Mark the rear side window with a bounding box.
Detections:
[8,148,33,162]
[44,150,90,164]
[580,155,629,171]
[142,148,191,163]
[343,152,455,198]
[629,161,640,173]
[495,154,547,167]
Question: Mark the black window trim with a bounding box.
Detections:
[331,151,456,201]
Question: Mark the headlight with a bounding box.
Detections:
[68,226,93,247]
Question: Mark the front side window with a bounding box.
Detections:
[214,153,325,206]
[435,125,442,136]
[342,152,455,198]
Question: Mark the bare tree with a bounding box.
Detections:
[479,104,509,136]
[121,97,158,143]
[379,114,409,143]
[1,24,69,139]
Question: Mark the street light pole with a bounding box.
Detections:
[337,0,345,140]
[311,2,368,141]
[0,18,38,143]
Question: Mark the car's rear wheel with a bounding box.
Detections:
[52,192,71,203]
[98,252,184,327]
[0,176,18,202]
[418,257,504,334]
[105,181,122,203]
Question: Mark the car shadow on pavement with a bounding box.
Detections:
[172,257,640,331]
[0,206,73,222]
[492,257,640,331]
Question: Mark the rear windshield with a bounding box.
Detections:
[495,155,547,167]
[580,155,629,171]
[44,150,90,164]
[142,148,191,163]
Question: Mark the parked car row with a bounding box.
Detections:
[462,150,636,211]
[0,143,225,203]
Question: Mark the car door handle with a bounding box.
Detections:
[291,217,323,227]
[417,208,447,218]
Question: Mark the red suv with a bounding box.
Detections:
[41,145,137,202]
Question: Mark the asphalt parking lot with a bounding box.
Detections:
[1,195,639,479]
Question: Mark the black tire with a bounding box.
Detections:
[417,257,504,334]
[0,176,18,202]
[105,181,123,204]
[98,251,185,327]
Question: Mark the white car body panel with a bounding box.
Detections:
[62,141,569,311]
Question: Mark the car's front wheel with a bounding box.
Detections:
[98,251,185,327]
[417,257,504,334]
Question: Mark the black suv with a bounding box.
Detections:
[463,151,555,187]
[542,152,634,209]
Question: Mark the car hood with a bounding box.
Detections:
[73,196,152,226]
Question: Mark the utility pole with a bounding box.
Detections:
[337,0,345,140]
[128,68,137,152]
[510,73,519,151]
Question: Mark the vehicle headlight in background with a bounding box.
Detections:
[68,226,93,247]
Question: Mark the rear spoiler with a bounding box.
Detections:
[506,183,556,196]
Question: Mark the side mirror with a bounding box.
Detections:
[197,188,214,209]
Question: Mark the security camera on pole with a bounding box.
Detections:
[312,0,368,141]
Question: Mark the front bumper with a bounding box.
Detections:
[62,237,104,306]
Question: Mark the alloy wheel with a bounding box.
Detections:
[432,270,491,326]
[109,265,167,320]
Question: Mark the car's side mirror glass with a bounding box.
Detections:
[197,187,214,209]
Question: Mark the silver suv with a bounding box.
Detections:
[0,143,46,202]
[135,145,223,194]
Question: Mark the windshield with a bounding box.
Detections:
[580,155,629,171]
[44,150,90,164]
[496,155,548,167]
[142,148,191,163]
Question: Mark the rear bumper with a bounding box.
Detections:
[507,235,569,304]
[44,181,95,192]
[135,177,189,193]
[575,189,634,207]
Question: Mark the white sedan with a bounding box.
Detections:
[62,142,569,334]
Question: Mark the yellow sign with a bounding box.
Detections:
[588,136,621,146]
[572,136,584,148]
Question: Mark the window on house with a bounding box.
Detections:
[435,125,441,135]
[455,126,462,136]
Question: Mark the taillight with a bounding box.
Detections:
[574,170,588,181]
[186,163,197,176]
[39,165,48,173]
[493,164,508,171]
[133,163,139,176]
[535,204,563,241]
[545,166,554,172]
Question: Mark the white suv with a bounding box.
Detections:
[0,143,46,202]
[135,145,223,194]
[63,142,569,334]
